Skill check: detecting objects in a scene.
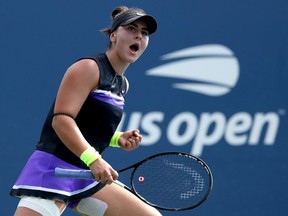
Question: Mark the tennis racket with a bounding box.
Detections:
[55,151,213,211]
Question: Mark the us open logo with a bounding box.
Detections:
[146,44,239,96]
[118,44,282,156]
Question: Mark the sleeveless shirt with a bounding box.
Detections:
[36,53,128,168]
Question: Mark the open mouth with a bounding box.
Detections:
[129,44,139,53]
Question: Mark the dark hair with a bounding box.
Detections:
[101,6,129,37]
[101,6,157,49]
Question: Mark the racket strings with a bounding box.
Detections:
[163,160,205,198]
[180,172,205,199]
[132,154,211,210]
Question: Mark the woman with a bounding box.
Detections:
[10,6,161,216]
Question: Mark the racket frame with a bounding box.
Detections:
[55,151,213,211]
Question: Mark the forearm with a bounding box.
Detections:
[52,115,91,157]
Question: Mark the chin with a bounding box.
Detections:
[128,55,140,63]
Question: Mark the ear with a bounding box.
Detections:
[110,32,116,43]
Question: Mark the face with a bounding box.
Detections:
[110,19,150,63]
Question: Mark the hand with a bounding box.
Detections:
[89,157,118,184]
[118,129,142,151]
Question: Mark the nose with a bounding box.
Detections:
[135,31,142,40]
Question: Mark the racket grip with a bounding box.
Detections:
[55,167,95,180]
[55,167,124,188]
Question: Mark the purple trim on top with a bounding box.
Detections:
[90,90,124,109]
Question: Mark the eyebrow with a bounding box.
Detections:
[130,23,149,32]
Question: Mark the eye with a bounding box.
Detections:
[127,26,136,32]
[142,31,149,37]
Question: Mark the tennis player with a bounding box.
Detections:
[10,5,161,216]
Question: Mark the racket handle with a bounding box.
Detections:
[55,167,124,187]
[55,167,94,180]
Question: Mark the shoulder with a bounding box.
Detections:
[71,58,99,72]
[67,58,99,79]
[69,53,109,77]
[62,58,100,91]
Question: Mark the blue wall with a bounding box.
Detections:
[1,0,287,215]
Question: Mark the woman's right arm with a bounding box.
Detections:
[52,59,118,184]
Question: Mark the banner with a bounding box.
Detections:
[1,1,287,215]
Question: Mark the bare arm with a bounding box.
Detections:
[52,59,118,184]
[52,59,98,156]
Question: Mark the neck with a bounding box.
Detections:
[106,50,129,75]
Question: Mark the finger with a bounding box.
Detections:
[111,170,119,180]
[138,134,142,142]
[95,175,101,182]
[101,177,109,184]
[133,131,139,136]
[126,141,135,150]
[129,138,136,145]
[131,138,141,147]
[125,139,139,150]
[98,172,107,183]
[104,174,114,184]
[133,130,142,140]
[133,130,140,136]
[131,135,142,144]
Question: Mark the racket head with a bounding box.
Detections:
[129,152,213,211]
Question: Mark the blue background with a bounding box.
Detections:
[1,0,287,215]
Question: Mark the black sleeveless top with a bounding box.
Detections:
[36,53,128,168]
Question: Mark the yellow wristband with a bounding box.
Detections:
[109,132,123,147]
[80,147,101,167]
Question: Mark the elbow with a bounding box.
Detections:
[52,116,61,132]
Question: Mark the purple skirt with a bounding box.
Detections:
[10,150,105,205]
